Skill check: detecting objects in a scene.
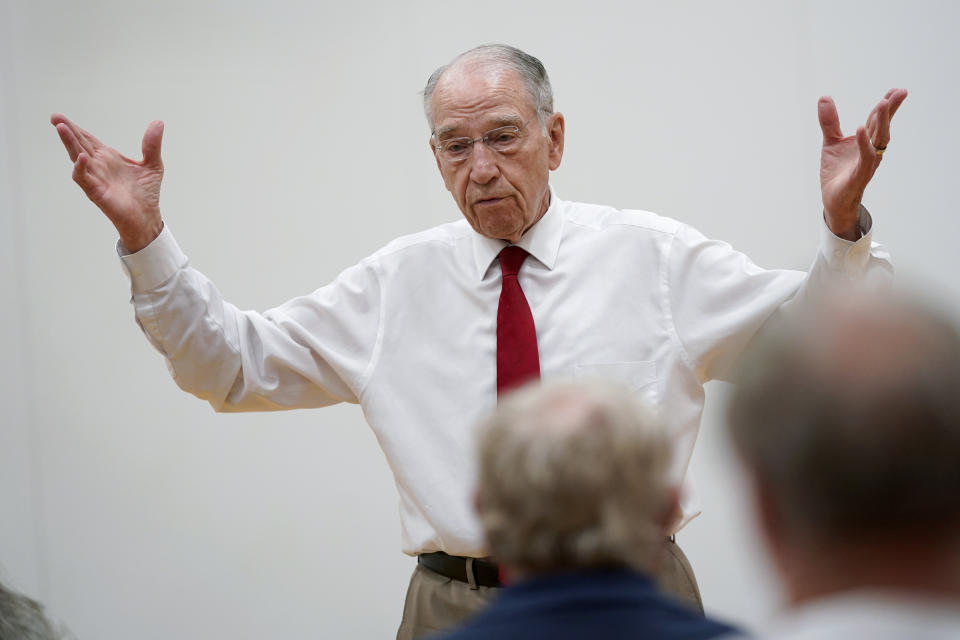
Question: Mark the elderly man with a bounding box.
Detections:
[52,44,904,639]
[431,381,739,640]
[727,295,960,639]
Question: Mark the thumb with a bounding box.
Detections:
[817,96,843,142]
[141,120,164,168]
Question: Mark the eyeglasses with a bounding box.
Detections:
[432,118,534,164]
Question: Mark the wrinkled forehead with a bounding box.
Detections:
[429,62,535,135]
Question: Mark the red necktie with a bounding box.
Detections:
[496,246,540,397]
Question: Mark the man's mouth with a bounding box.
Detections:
[475,197,506,206]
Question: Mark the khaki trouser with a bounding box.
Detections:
[395,539,703,640]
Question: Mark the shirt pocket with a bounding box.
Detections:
[572,360,659,408]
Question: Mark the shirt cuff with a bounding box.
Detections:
[117,225,188,292]
[821,205,874,272]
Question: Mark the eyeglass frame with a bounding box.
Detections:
[431,117,536,164]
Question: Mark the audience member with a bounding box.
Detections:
[0,579,69,640]
[727,294,960,639]
[431,381,739,640]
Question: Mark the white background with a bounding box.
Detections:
[2,0,958,638]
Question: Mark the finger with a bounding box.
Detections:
[73,152,95,190]
[865,98,888,145]
[818,96,843,142]
[73,152,107,195]
[141,120,164,168]
[872,100,891,150]
[55,122,83,162]
[865,102,880,141]
[72,152,88,180]
[61,115,106,153]
[856,126,879,176]
[866,88,908,143]
[52,114,97,156]
[75,123,105,152]
[886,88,908,120]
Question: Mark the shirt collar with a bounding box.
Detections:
[471,185,563,281]
[775,589,960,638]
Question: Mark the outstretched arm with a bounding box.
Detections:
[819,88,908,240]
[51,114,165,252]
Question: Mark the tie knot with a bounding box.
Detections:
[499,245,529,278]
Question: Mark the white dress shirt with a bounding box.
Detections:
[119,189,891,557]
[741,591,960,639]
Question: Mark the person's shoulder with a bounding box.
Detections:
[365,219,474,264]
[653,599,744,640]
[558,198,684,237]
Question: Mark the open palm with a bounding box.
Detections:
[52,114,166,252]
[818,89,907,240]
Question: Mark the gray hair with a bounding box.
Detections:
[727,293,960,544]
[476,381,674,574]
[0,580,69,640]
[422,44,554,131]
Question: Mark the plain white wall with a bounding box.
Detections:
[2,0,958,638]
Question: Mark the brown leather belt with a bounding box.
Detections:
[418,551,503,588]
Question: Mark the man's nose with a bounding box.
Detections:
[468,142,500,184]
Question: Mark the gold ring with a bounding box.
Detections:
[874,144,887,156]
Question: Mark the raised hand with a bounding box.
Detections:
[818,88,907,241]
[52,114,166,252]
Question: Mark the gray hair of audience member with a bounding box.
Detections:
[475,381,675,575]
[0,580,67,640]
[727,293,960,545]
[422,44,555,130]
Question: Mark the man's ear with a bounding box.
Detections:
[547,112,565,171]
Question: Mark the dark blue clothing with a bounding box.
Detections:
[429,568,740,640]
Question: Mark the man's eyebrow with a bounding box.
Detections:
[433,125,461,140]
[433,115,526,140]
[489,114,525,128]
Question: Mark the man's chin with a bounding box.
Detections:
[466,200,527,241]
[479,222,525,243]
